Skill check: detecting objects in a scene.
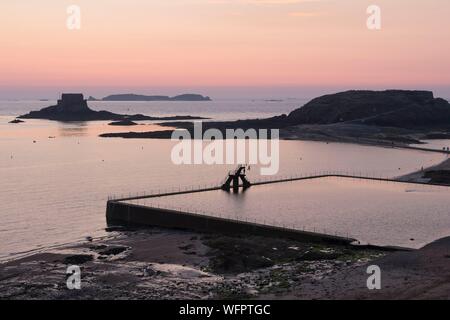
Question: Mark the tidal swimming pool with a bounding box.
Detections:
[124,177,450,249]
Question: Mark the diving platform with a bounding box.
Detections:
[221,165,252,192]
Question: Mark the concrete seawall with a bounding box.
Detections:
[106,201,355,245]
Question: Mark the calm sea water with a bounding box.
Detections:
[0,99,304,121]
[0,100,448,259]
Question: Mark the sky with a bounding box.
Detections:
[0,0,449,99]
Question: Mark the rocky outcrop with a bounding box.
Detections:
[146,90,450,145]
[108,119,138,126]
[286,90,450,129]
[19,94,122,121]
[102,93,211,101]
[18,94,208,122]
[170,94,211,101]
[9,119,25,124]
[99,130,175,139]
[424,170,450,185]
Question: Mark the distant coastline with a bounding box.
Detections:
[88,93,211,102]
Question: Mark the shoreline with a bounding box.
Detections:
[0,228,385,300]
[2,227,450,300]
[97,121,450,156]
[397,158,450,183]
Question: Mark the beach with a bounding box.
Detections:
[1,225,450,300]
[0,227,383,300]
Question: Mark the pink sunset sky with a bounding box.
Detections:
[0,0,449,99]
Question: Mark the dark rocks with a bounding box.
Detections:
[179,244,195,251]
[89,245,108,250]
[298,250,340,261]
[378,135,422,144]
[19,93,120,121]
[18,93,208,122]
[63,254,94,265]
[143,266,157,277]
[204,236,304,274]
[425,132,450,139]
[98,246,128,256]
[99,130,175,139]
[286,90,450,129]
[179,243,198,255]
[423,170,450,184]
[9,119,24,124]
[105,226,128,232]
[153,90,450,141]
[108,119,138,126]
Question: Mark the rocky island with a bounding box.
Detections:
[91,93,211,102]
[150,90,450,143]
[18,94,207,122]
[108,119,138,126]
[100,89,450,147]
[8,119,25,124]
[285,90,450,128]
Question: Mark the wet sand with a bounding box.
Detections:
[0,228,382,300]
[271,236,450,300]
[2,226,450,300]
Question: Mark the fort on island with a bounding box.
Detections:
[18,93,206,122]
[54,93,89,113]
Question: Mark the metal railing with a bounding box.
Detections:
[119,198,355,241]
[108,168,447,201]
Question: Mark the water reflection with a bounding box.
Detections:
[57,122,89,137]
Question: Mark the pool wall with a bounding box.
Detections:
[106,200,355,245]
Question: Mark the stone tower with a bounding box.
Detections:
[55,94,89,113]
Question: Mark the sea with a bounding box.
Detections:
[1,98,449,259]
